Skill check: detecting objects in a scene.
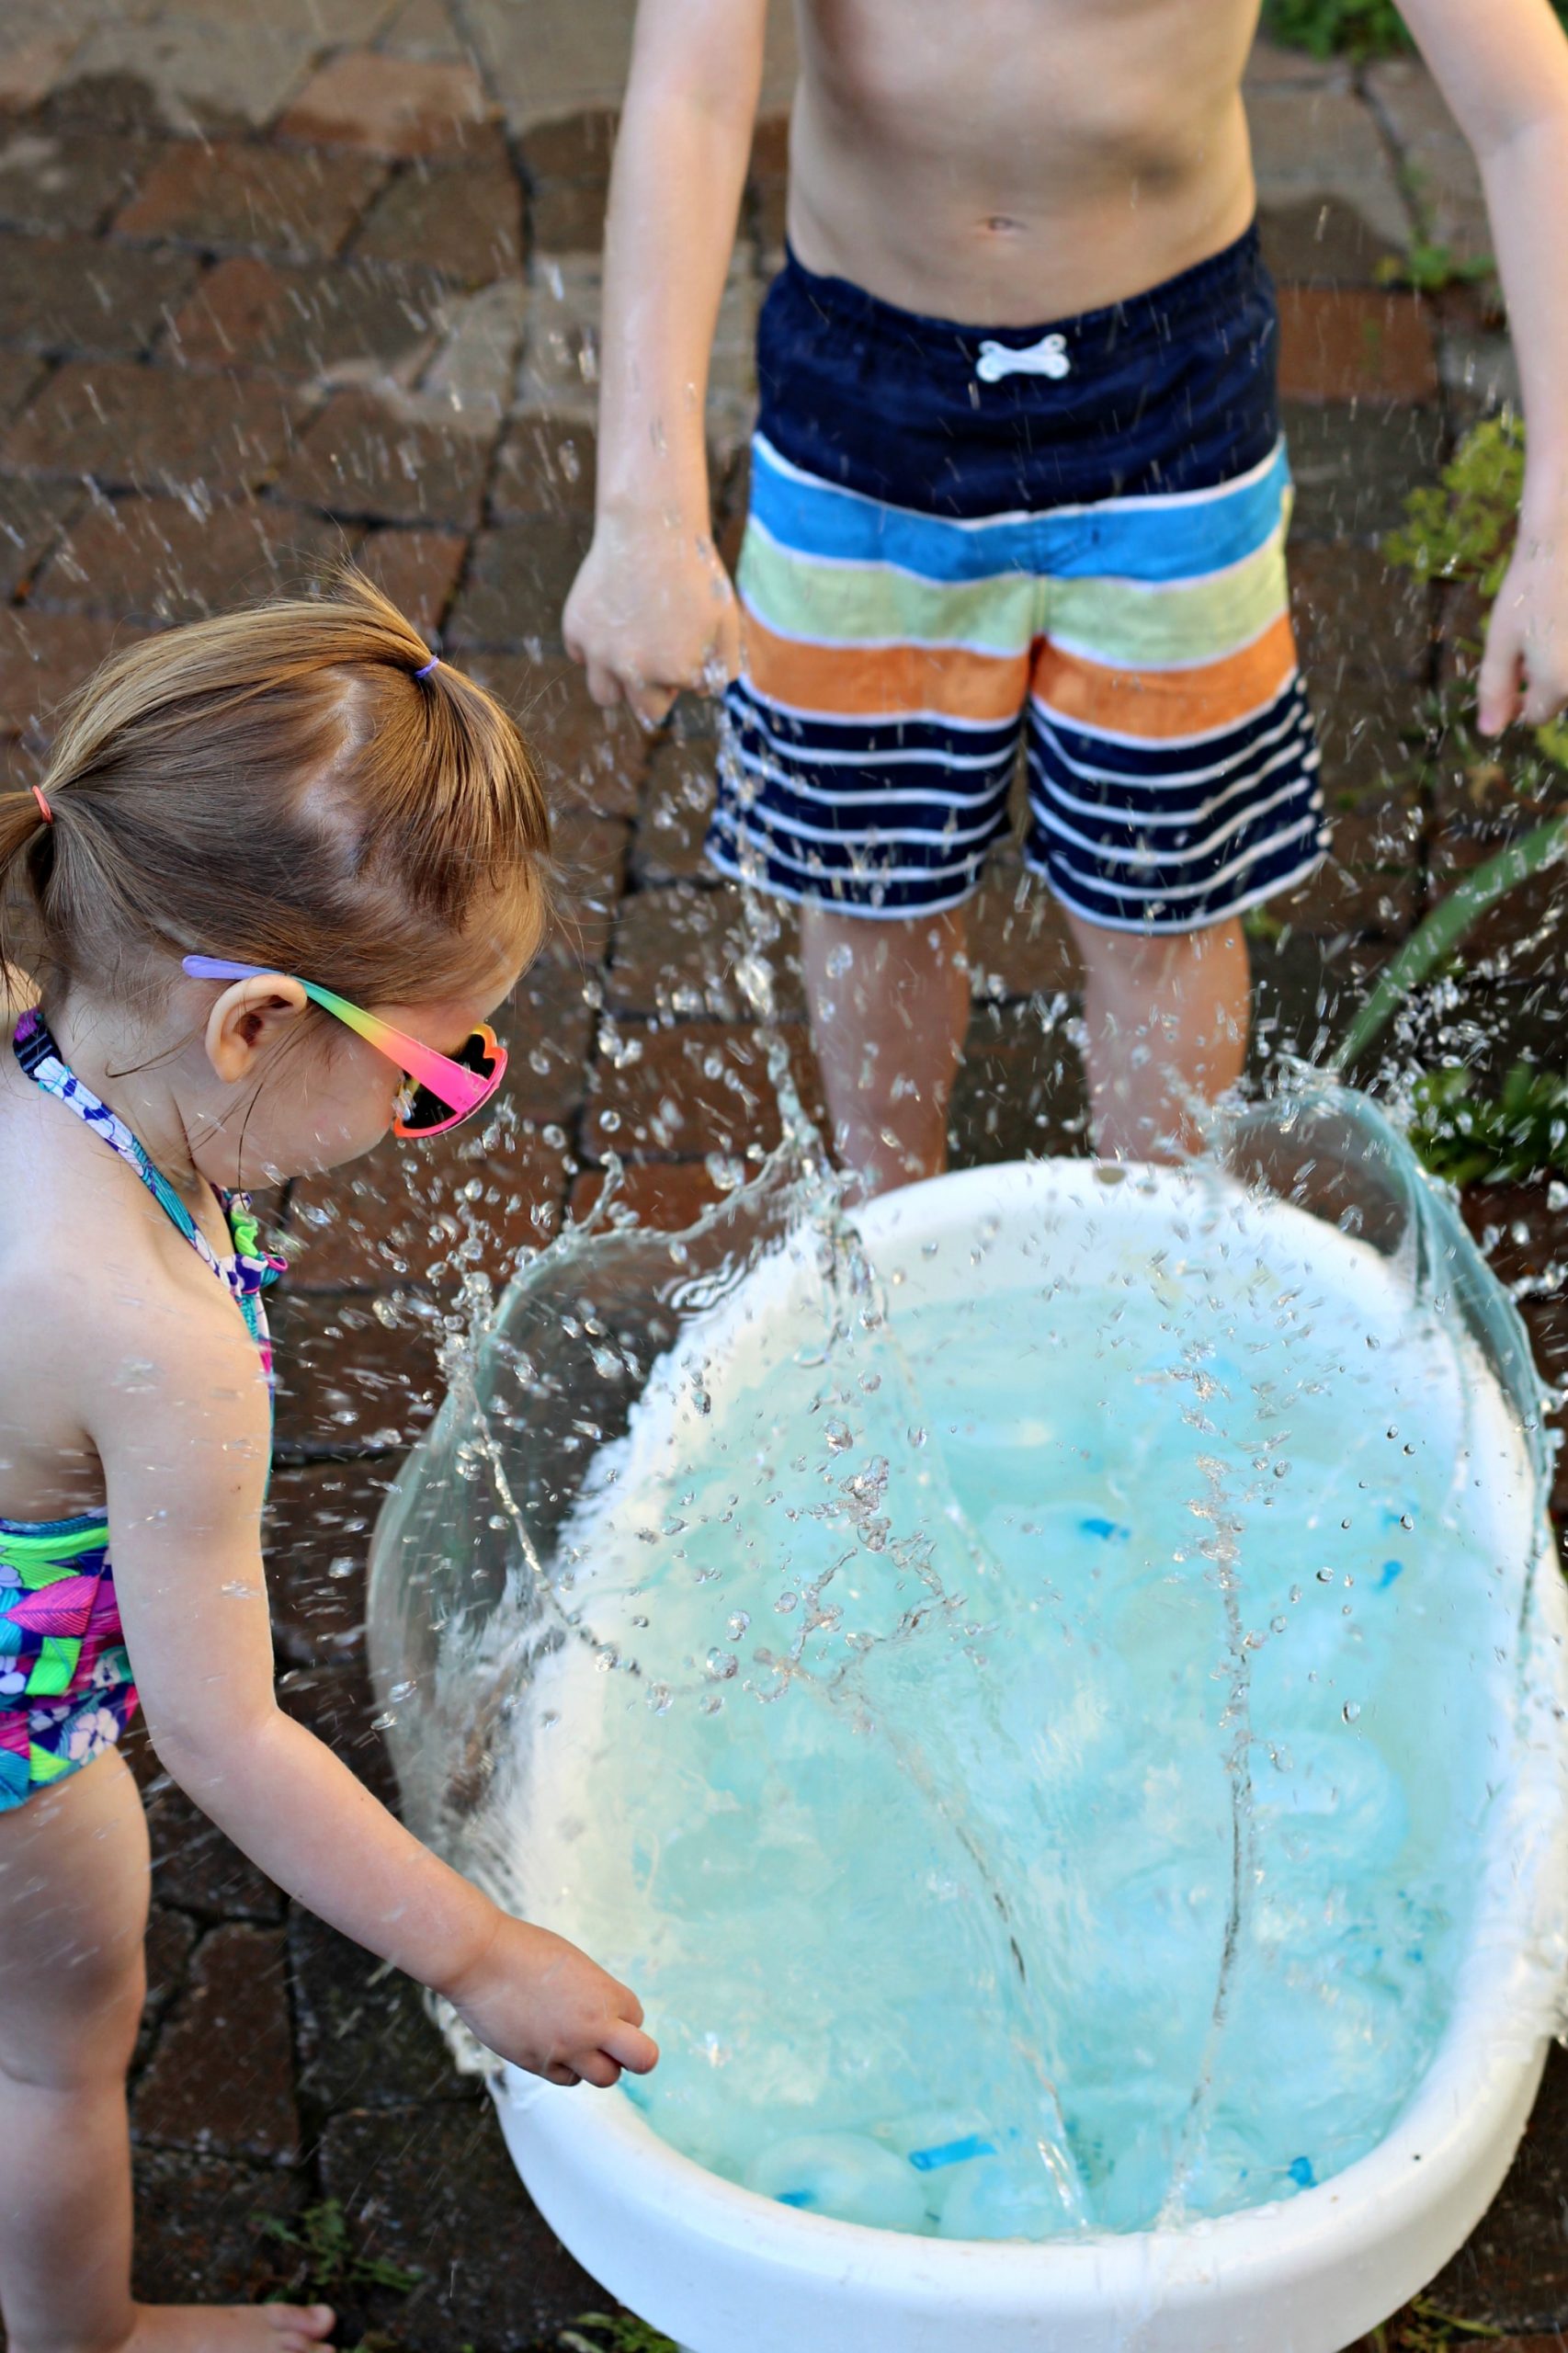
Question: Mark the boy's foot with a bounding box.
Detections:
[115,2303,336,2353]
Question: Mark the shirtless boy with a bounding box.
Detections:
[565,0,1568,1197]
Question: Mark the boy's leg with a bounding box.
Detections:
[0,1748,333,2353]
[800,903,970,1200]
[1064,912,1250,1163]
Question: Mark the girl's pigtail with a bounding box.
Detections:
[0,779,54,1015]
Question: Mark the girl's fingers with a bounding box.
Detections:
[602,2018,661,2074]
[545,2059,582,2086]
[577,2049,623,2088]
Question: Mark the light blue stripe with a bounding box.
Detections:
[749,438,1292,587]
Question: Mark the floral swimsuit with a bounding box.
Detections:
[0,1009,282,1813]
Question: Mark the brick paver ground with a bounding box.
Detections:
[1,4,1564,2347]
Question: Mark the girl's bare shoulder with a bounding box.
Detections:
[0,1033,262,1516]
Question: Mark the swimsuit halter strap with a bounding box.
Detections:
[11,1012,280,1336]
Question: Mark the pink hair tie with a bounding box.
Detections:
[414,654,439,679]
[30,784,52,824]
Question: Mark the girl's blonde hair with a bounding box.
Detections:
[0,572,551,1013]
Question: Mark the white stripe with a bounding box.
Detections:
[730,739,1013,812]
[1047,812,1324,902]
[1028,665,1302,753]
[718,797,1005,854]
[1027,729,1315,825]
[1033,769,1322,869]
[731,680,1020,736]
[733,702,1017,774]
[1036,839,1330,935]
[753,429,1287,534]
[709,836,986,919]
[1029,689,1306,792]
[711,809,993,885]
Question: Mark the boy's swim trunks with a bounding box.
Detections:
[711,225,1327,930]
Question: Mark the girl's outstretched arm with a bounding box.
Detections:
[91,1274,656,2091]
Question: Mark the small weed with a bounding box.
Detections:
[1409,1063,1568,1186]
[1263,0,1566,55]
[1380,2298,1508,2350]
[254,2200,423,2301]
[1385,414,1567,773]
[1374,239,1494,295]
[556,2313,680,2353]
[1260,0,1411,59]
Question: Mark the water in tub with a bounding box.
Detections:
[482,1160,1533,2241]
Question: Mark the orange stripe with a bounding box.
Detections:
[1031,612,1299,741]
[741,610,1027,724]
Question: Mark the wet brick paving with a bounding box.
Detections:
[1,2,1565,2345]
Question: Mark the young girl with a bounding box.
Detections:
[0,577,657,2353]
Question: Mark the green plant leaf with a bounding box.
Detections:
[1337,813,1568,1068]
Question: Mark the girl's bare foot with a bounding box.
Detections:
[116,2302,336,2353]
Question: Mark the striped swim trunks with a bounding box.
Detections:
[712,227,1328,930]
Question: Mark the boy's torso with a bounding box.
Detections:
[786,0,1264,325]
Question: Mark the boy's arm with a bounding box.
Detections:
[1398,0,1568,733]
[91,1284,655,2086]
[562,0,769,725]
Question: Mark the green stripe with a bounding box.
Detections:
[740,524,1290,668]
[28,1745,74,1784]
[1047,533,1290,667]
[740,529,1040,654]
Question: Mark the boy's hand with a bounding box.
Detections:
[441,1914,659,2088]
[1478,492,1568,735]
[564,509,742,729]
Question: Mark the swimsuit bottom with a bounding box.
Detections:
[710,224,1328,931]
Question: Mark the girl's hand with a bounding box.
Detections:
[442,1914,660,2088]
[563,507,742,731]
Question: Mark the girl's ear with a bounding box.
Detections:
[204,973,310,1085]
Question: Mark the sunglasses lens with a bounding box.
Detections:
[399,1028,503,1138]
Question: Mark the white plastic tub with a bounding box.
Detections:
[369,1117,1568,2353]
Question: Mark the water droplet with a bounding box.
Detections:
[824,1417,852,1453]
[1316,1567,1335,1583]
[726,1610,751,1639]
[1343,1701,1361,1723]
[706,1648,738,1680]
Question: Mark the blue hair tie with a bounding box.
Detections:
[414,654,439,679]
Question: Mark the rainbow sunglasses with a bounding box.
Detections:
[182,956,507,1139]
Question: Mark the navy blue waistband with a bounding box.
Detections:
[778,222,1266,367]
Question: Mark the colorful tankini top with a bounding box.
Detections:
[0,1008,283,1812]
